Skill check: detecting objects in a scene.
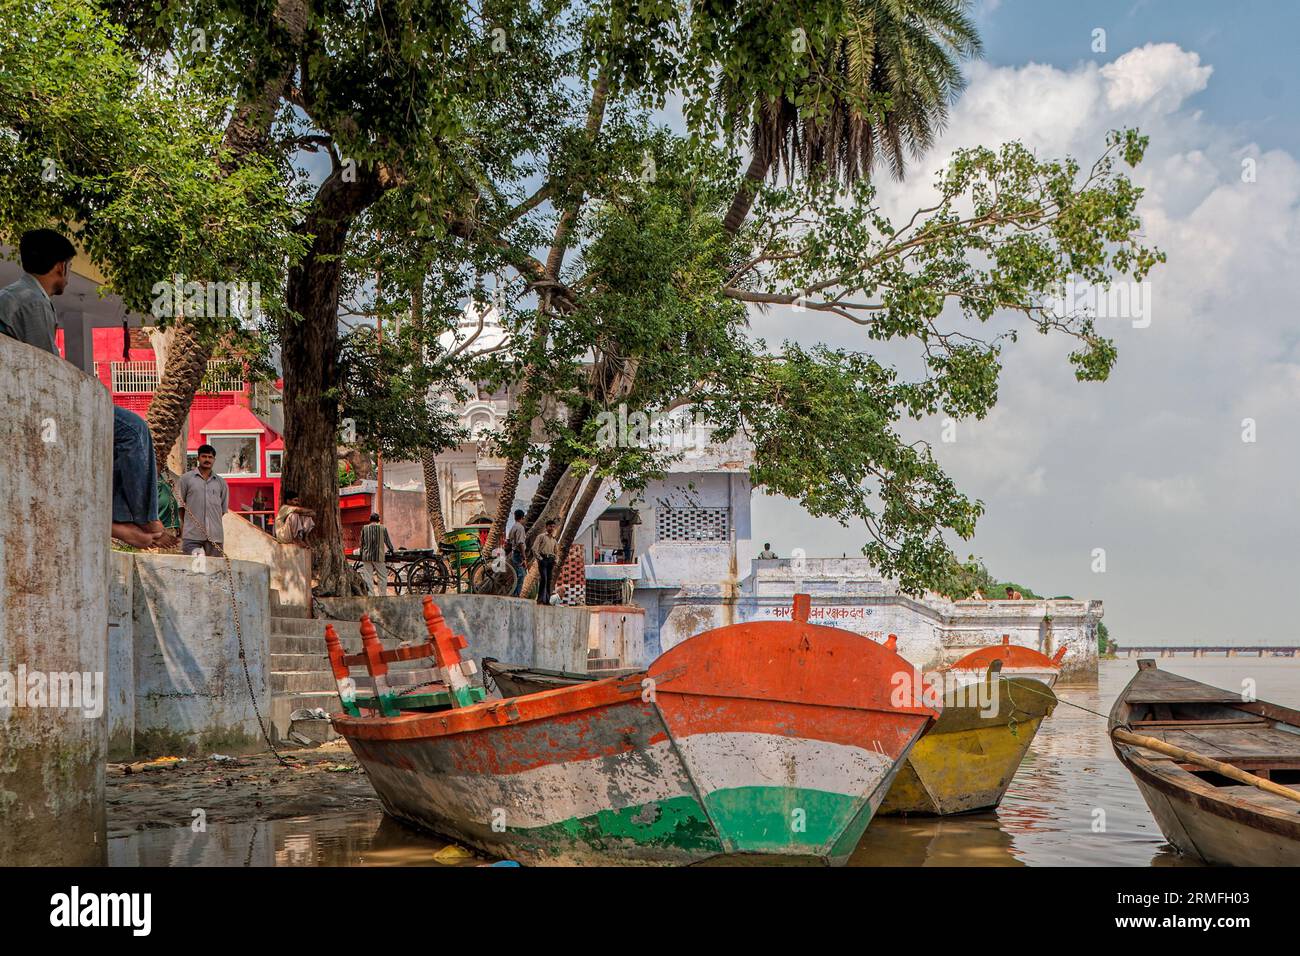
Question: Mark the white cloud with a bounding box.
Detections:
[1100,43,1213,114]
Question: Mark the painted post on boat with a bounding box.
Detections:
[360,615,400,716]
[324,623,360,717]
[421,594,478,708]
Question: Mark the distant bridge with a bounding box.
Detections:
[1116,645,1300,658]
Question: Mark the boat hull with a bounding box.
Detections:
[1126,762,1300,866]
[335,609,937,865]
[1109,661,1300,866]
[879,677,1057,816]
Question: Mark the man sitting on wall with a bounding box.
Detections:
[0,229,163,548]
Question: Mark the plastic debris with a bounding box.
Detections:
[432,845,473,863]
[289,707,330,721]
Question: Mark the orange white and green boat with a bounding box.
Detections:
[328,594,937,866]
[944,635,1068,689]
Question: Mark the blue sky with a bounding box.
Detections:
[978,0,1300,155]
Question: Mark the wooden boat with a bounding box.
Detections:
[1110,659,1300,866]
[480,659,636,698]
[879,671,1057,816]
[945,636,1067,689]
[329,594,938,866]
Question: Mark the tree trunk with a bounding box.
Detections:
[722,150,772,237]
[420,447,447,543]
[556,467,602,578]
[282,168,385,595]
[484,446,524,552]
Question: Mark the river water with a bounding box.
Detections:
[108,657,1300,867]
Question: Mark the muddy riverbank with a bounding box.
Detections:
[107,740,379,839]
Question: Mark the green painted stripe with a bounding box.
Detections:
[507,794,723,863]
[497,786,869,863]
[704,786,864,854]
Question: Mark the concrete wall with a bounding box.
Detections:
[131,553,271,755]
[588,605,646,662]
[0,336,112,865]
[319,593,599,675]
[220,512,310,610]
[652,590,1100,680]
[108,551,135,760]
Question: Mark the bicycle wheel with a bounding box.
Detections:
[387,562,404,595]
[469,556,517,596]
[405,559,448,595]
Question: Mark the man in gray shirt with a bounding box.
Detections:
[1,229,163,548]
[177,444,229,556]
[359,512,396,595]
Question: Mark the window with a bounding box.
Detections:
[656,507,730,542]
[266,450,283,477]
[207,434,259,477]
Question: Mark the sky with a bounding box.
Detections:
[751,1,1300,645]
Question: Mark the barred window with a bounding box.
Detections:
[656,507,730,542]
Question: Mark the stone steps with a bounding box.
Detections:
[269,614,342,744]
[272,670,339,694]
[267,612,432,745]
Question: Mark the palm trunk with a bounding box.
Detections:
[723,150,772,237]
[420,447,447,544]
[146,322,212,471]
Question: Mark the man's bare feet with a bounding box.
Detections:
[112,522,164,548]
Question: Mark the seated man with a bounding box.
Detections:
[275,489,316,547]
[0,229,163,548]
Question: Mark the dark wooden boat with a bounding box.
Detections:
[1109,659,1300,866]
[480,659,635,698]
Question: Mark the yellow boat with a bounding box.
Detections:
[878,674,1057,816]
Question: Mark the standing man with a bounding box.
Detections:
[0,228,163,548]
[359,512,395,595]
[534,518,559,606]
[177,444,228,556]
[757,542,778,560]
[506,509,528,597]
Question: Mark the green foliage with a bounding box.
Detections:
[0,0,302,330]
[1098,620,1113,656]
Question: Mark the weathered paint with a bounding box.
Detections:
[879,676,1057,816]
[944,636,1064,689]
[333,594,937,865]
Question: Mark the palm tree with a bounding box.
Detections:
[721,0,982,236]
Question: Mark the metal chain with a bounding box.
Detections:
[168,470,290,766]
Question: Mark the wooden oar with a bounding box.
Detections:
[1112,727,1300,806]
